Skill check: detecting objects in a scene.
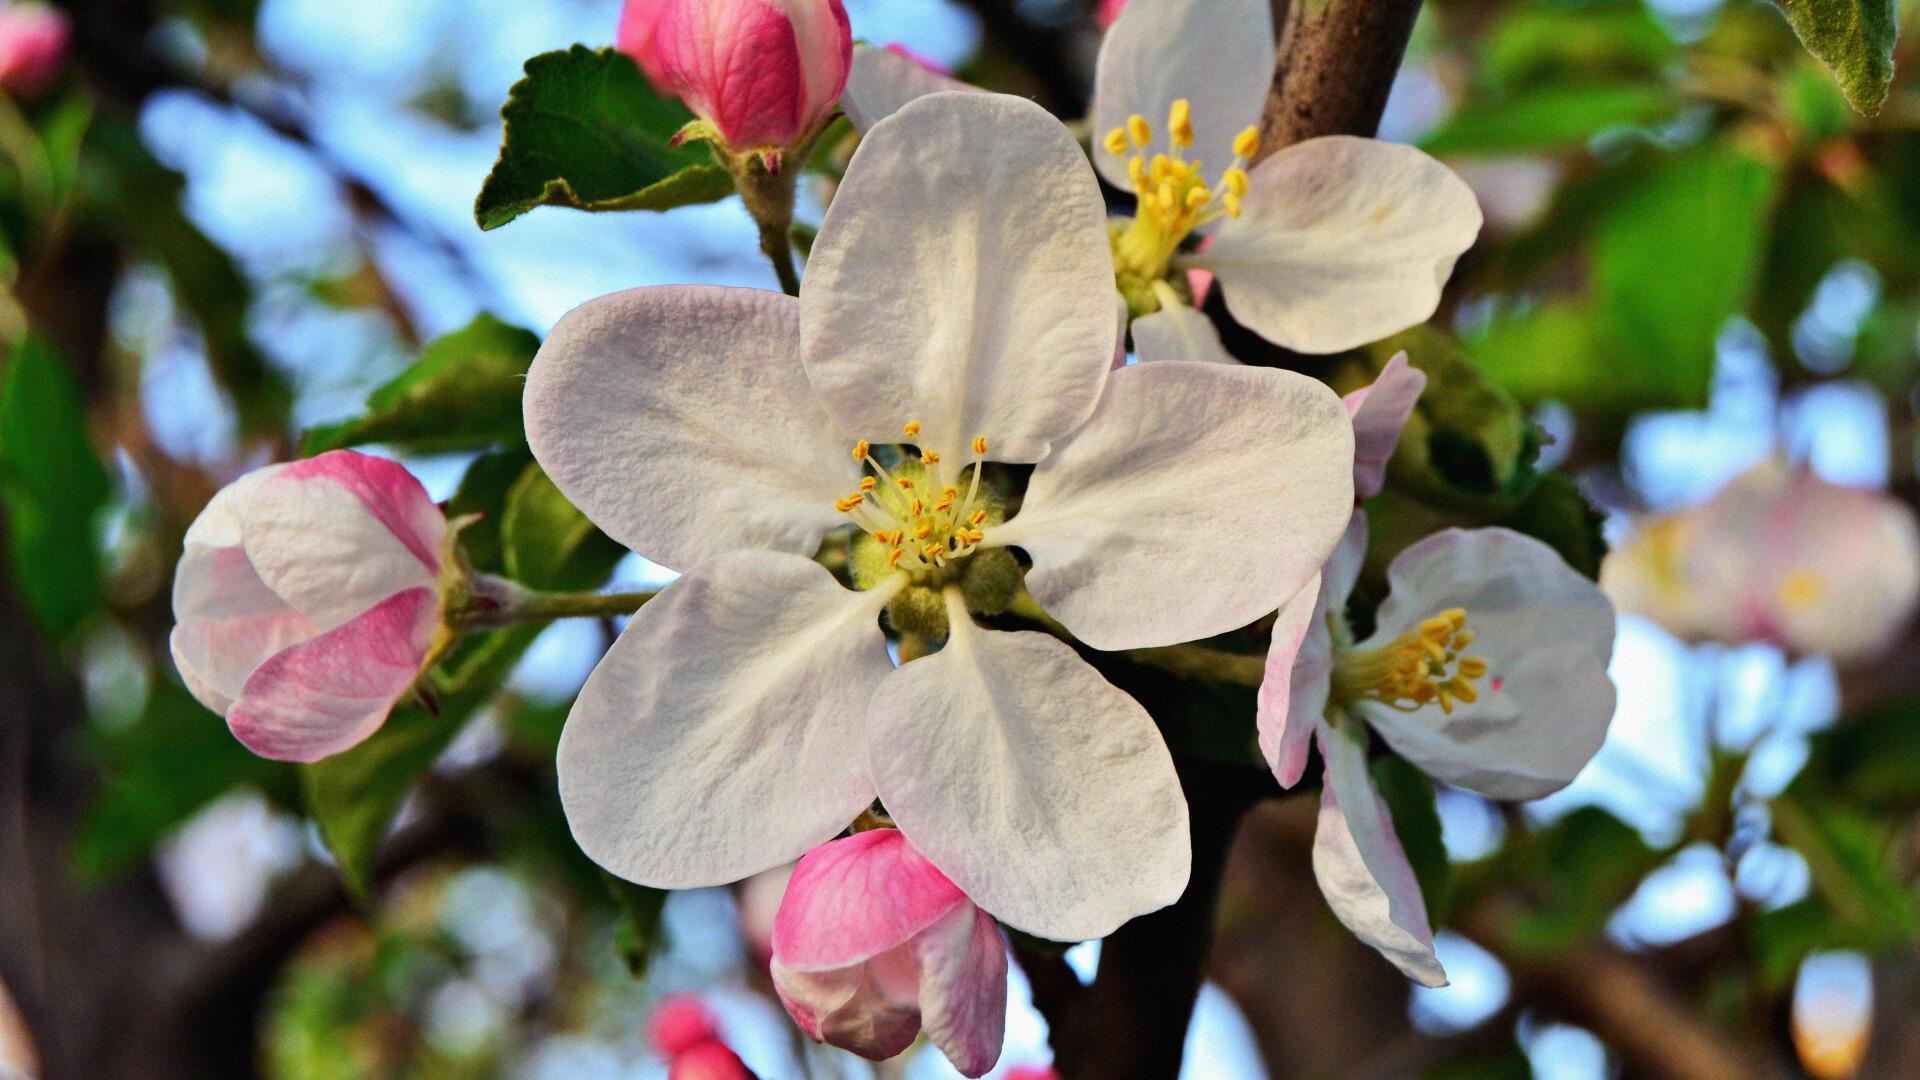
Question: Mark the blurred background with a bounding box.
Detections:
[4,0,1920,1077]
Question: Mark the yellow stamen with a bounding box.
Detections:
[972,436,988,455]
[896,478,913,490]
[859,476,876,492]
[888,549,905,566]
[921,449,941,466]
[969,510,988,526]
[1169,99,1193,148]
[1778,569,1826,613]
[1103,127,1130,156]
[1233,125,1260,159]
[1223,167,1248,198]
[852,439,869,461]
[1331,608,1493,715]
[1127,113,1151,148]
[903,420,921,438]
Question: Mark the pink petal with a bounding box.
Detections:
[774,830,968,970]
[0,4,68,96]
[915,904,1008,1077]
[280,450,446,572]
[772,946,924,1061]
[667,1040,757,1080]
[652,0,850,148]
[227,586,439,762]
[649,996,721,1057]
[617,0,675,86]
[1342,352,1425,499]
[1257,571,1328,788]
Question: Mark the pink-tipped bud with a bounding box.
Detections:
[668,1040,756,1080]
[0,4,69,97]
[771,829,1008,1077]
[648,995,722,1058]
[618,0,851,152]
[1094,0,1129,29]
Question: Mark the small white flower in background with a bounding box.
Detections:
[1603,457,1920,661]
[170,450,453,762]
[1261,515,1617,985]
[843,0,1483,359]
[525,91,1356,942]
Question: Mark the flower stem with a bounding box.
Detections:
[473,587,656,627]
[759,218,802,297]
[1007,590,1264,686]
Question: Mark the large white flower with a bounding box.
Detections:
[525,92,1355,942]
[845,0,1483,357]
[1262,515,1617,984]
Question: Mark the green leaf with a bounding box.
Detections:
[475,46,733,231]
[302,624,542,895]
[1372,755,1451,922]
[1422,83,1674,157]
[446,446,535,576]
[1771,790,1919,940]
[1364,329,1539,506]
[1481,2,1677,89]
[1769,0,1899,115]
[0,337,109,644]
[74,680,298,881]
[500,462,626,591]
[604,873,671,979]
[300,314,540,456]
[1501,471,1607,581]
[1793,700,1920,812]
[1500,807,1665,953]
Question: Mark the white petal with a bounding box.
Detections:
[801,92,1117,465]
[1090,0,1273,192]
[1189,137,1482,354]
[1361,528,1616,801]
[525,286,859,573]
[1130,298,1239,365]
[868,610,1189,941]
[914,904,1008,1077]
[240,452,443,630]
[559,550,899,888]
[1345,352,1426,499]
[1312,717,1447,987]
[993,361,1353,651]
[842,43,975,131]
[1259,512,1367,787]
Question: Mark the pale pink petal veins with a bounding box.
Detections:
[1344,352,1426,499]
[915,904,1008,1077]
[774,829,969,970]
[1258,571,1328,788]
[226,586,440,762]
[649,0,850,148]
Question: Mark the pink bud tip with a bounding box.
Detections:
[668,1039,757,1080]
[648,995,722,1058]
[0,4,69,97]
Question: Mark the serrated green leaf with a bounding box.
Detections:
[475,46,732,231]
[303,624,542,895]
[0,337,109,644]
[1769,0,1899,115]
[1372,755,1451,922]
[1422,83,1674,157]
[74,679,298,881]
[604,873,670,979]
[500,462,626,591]
[300,314,539,456]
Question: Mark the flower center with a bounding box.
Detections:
[833,420,995,585]
[1102,100,1260,317]
[1776,568,1826,613]
[1331,608,1491,716]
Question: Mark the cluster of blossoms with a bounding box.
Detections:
[1603,457,1920,662]
[167,0,1626,1072]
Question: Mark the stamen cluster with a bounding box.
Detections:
[1104,99,1260,309]
[1332,608,1490,716]
[833,422,993,582]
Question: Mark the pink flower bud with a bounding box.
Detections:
[668,1040,756,1080]
[169,450,449,762]
[0,4,69,97]
[771,829,1007,1077]
[648,995,722,1058]
[620,0,852,151]
[1094,0,1129,29]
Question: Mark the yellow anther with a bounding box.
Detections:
[1457,656,1488,678]
[1149,154,1171,181]
[896,478,914,490]
[1453,630,1475,649]
[909,498,924,516]
[969,509,988,526]
[967,528,985,543]
[1169,99,1194,148]
[835,495,863,513]
[1103,127,1130,156]
[888,549,905,566]
[935,495,956,512]
[859,476,876,492]
[921,449,941,466]
[852,439,869,461]
[903,420,922,438]
[1127,113,1152,148]
[941,486,959,500]
[1446,677,1479,705]
[1778,569,1826,612]
[1185,187,1210,210]
[1127,156,1147,187]
[1157,183,1176,212]
[1332,608,1493,715]
[1233,125,1260,159]
[914,523,933,540]
[922,542,945,559]
[971,436,988,455]
[1223,193,1242,218]
[1223,167,1248,198]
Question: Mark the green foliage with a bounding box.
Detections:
[501,461,626,591]
[1760,792,1919,986]
[475,46,733,231]
[1792,700,1920,811]
[1768,0,1900,114]
[1491,807,1667,953]
[446,446,536,575]
[1422,84,1674,157]
[604,873,671,979]
[74,679,297,881]
[303,624,543,896]
[1480,1,1677,88]
[0,336,108,644]
[1372,755,1451,922]
[300,314,541,455]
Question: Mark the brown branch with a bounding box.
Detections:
[1257,0,1426,158]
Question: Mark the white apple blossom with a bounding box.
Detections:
[844,0,1484,357]
[1603,457,1920,661]
[525,91,1356,941]
[1261,515,1616,984]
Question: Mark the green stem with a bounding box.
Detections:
[1008,590,1265,686]
[759,218,802,297]
[474,588,656,627]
